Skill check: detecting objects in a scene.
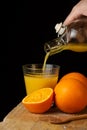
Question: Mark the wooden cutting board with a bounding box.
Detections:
[4,103,87,124]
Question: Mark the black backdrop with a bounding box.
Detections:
[2,0,87,121]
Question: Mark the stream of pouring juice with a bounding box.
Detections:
[42,52,50,71]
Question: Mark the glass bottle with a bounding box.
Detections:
[44,17,87,56]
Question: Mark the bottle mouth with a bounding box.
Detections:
[44,43,51,53]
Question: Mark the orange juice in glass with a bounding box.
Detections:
[22,64,60,95]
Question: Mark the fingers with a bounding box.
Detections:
[63,6,80,26]
[63,0,87,26]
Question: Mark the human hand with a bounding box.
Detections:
[64,0,87,26]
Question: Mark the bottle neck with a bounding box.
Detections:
[44,23,67,55]
[44,36,66,54]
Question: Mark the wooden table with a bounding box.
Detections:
[0,103,87,130]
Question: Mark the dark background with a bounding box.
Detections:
[2,0,87,121]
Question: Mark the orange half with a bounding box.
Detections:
[22,88,53,114]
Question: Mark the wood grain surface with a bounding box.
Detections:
[1,103,87,130]
[4,103,87,124]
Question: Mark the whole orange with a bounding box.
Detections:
[54,78,87,113]
[60,72,87,87]
[22,88,53,114]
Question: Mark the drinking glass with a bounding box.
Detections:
[22,64,60,95]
